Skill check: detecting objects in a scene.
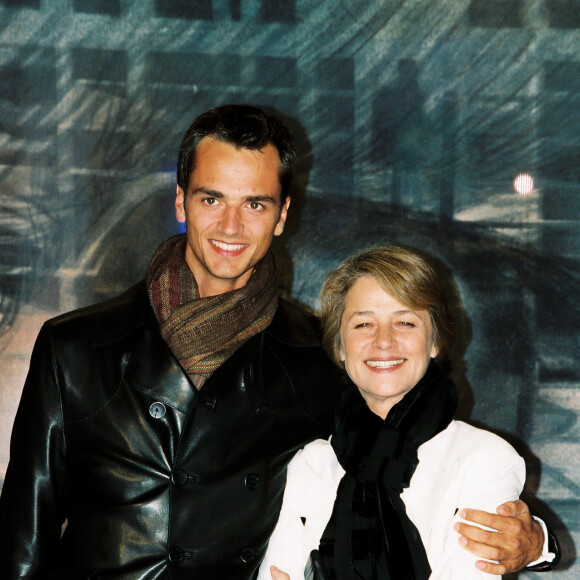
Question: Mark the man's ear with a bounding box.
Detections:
[274,196,291,236]
[175,185,186,223]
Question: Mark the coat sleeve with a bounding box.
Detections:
[0,324,68,577]
[428,428,526,580]
[257,441,339,580]
[257,448,310,580]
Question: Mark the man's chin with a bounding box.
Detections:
[202,266,255,292]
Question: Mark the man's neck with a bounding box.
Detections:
[190,267,254,299]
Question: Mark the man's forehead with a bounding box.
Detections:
[188,139,283,196]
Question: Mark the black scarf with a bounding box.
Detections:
[314,360,457,580]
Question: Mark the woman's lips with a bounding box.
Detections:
[365,358,405,369]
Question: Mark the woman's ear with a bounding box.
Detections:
[430,342,439,359]
[338,339,346,365]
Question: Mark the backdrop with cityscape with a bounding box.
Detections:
[0,1,578,576]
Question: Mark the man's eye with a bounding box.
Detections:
[203,197,218,205]
[248,201,264,210]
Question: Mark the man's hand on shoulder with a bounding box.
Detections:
[453,500,544,575]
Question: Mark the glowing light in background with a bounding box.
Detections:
[513,173,534,195]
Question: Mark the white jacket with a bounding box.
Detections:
[258,420,525,580]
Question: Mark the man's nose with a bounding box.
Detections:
[219,206,241,234]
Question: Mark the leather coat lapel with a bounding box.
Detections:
[91,281,197,415]
[124,323,197,415]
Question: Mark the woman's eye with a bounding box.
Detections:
[398,321,416,327]
[354,322,370,329]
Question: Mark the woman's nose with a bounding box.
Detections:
[375,326,394,348]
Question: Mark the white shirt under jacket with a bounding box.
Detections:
[258,420,525,580]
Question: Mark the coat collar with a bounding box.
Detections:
[88,282,196,413]
[264,298,323,347]
[91,281,151,347]
[91,281,324,350]
[87,281,323,413]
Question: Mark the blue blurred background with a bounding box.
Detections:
[0,1,578,575]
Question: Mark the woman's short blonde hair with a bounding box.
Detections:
[320,246,455,366]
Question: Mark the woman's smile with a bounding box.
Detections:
[339,275,438,418]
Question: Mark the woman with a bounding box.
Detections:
[258,246,525,580]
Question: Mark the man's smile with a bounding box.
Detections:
[209,239,248,252]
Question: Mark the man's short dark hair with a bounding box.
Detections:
[177,104,297,200]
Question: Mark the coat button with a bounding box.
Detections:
[240,548,256,563]
[168,547,185,563]
[172,470,189,486]
[149,402,166,419]
[200,398,217,411]
[255,406,270,421]
[245,473,260,490]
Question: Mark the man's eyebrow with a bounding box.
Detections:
[190,187,223,197]
[245,195,279,204]
[190,188,279,205]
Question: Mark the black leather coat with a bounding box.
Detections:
[0,282,344,579]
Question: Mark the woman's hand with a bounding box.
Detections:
[270,565,291,580]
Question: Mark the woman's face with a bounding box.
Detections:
[339,275,438,419]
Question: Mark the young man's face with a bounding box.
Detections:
[175,137,290,297]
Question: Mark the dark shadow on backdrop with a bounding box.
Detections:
[372,58,429,207]
[263,107,313,306]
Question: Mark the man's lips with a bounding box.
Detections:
[209,239,248,253]
[365,358,405,369]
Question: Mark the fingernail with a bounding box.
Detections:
[453,522,460,531]
[458,536,467,546]
[475,561,486,570]
[458,510,466,519]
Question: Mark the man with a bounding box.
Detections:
[0,105,553,578]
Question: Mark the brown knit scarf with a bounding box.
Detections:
[146,234,279,389]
